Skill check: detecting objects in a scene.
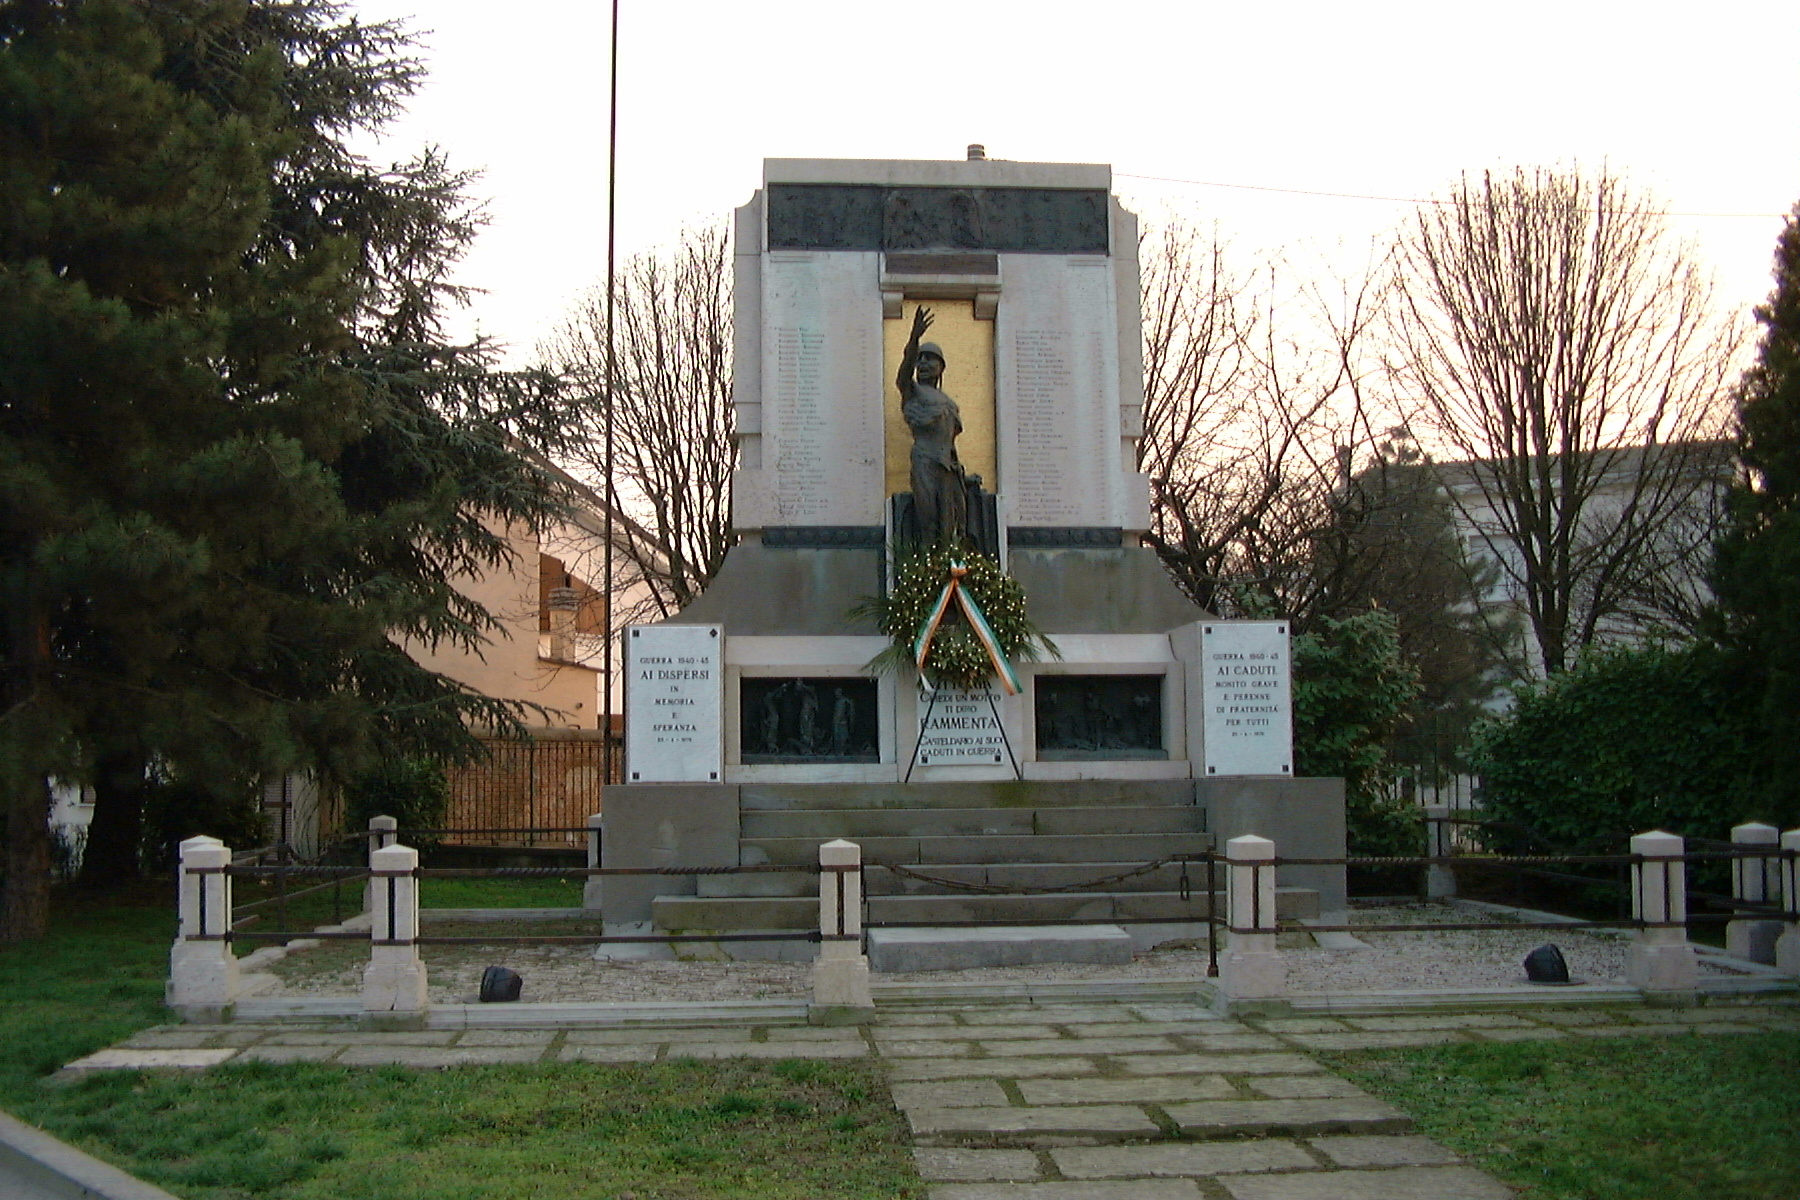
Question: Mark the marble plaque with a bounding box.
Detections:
[762,253,884,525]
[1200,622,1292,777]
[996,256,1121,527]
[915,689,1009,767]
[624,625,723,783]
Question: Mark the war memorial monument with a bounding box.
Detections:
[603,152,1345,969]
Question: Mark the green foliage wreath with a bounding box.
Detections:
[855,548,1054,691]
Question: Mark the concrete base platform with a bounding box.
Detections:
[868,925,1136,972]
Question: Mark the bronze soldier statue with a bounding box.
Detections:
[897,306,967,546]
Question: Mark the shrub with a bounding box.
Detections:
[1293,610,1424,856]
[1469,643,1773,851]
[340,758,450,848]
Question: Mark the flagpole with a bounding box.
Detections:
[602,0,620,785]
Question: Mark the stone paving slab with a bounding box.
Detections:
[1015,1076,1235,1105]
[1164,1098,1412,1136]
[456,1030,558,1046]
[931,1180,1202,1199]
[1066,1022,1241,1037]
[1246,1076,1368,1100]
[889,1058,1101,1081]
[264,1030,457,1046]
[1564,1023,1714,1038]
[63,1048,238,1072]
[982,1037,1178,1056]
[1340,1014,1533,1031]
[1179,1032,1288,1051]
[1252,1018,1349,1033]
[893,1080,1011,1109]
[1525,1009,1619,1025]
[759,1025,869,1040]
[913,1148,1041,1182]
[664,1041,869,1059]
[878,1025,1060,1041]
[117,1028,224,1049]
[1116,1053,1325,1076]
[880,1041,978,1057]
[1052,1141,1317,1178]
[908,1104,1161,1139]
[564,1026,753,1044]
[1126,1005,1228,1022]
[1218,1165,1513,1199]
[1471,1027,1570,1042]
[1308,1135,1462,1167]
[235,1045,343,1064]
[1282,1030,1465,1051]
[335,1045,547,1066]
[558,1044,660,1063]
[954,1008,1142,1025]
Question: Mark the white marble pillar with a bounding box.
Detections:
[362,843,428,1013]
[811,838,874,1022]
[168,836,240,1015]
[1626,830,1697,997]
[362,815,398,916]
[1727,822,1782,964]
[1220,834,1286,1000]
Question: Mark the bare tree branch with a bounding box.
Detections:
[1389,166,1739,674]
[544,223,737,628]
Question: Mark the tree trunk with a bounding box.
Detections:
[1,581,53,941]
[0,774,52,942]
[77,750,150,890]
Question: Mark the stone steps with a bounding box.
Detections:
[699,861,1210,898]
[653,886,1319,930]
[741,832,1215,867]
[740,780,1200,810]
[740,805,1204,839]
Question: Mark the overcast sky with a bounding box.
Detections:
[351,0,1800,363]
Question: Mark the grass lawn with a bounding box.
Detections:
[0,885,922,1199]
[1323,1031,1800,1200]
[233,873,586,934]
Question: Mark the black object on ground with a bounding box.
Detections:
[1522,943,1573,984]
[479,965,523,1002]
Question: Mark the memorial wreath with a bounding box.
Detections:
[856,547,1055,693]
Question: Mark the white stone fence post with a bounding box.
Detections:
[362,815,398,915]
[1627,830,1697,999]
[1728,822,1783,965]
[168,835,240,1019]
[362,842,428,1018]
[1219,834,1285,1004]
[1779,828,1800,976]
[810,838,873,1024]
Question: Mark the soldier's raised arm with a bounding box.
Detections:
[897,305,934,395]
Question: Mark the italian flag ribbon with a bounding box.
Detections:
[912,563,1023,695]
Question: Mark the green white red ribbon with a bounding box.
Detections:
[912,563,1023,695]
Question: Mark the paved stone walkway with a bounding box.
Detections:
[63,1001,1800,1199]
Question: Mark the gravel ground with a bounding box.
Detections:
[257,902,1742,1004]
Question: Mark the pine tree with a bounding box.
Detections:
[1713,204,1800,822]
[0,1,568,937]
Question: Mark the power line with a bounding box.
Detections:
[1115,172,1786,219]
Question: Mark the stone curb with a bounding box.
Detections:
[0,1109,181,1200]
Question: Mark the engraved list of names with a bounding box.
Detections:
[769,321,878,523]
[1010,330,1105,525]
